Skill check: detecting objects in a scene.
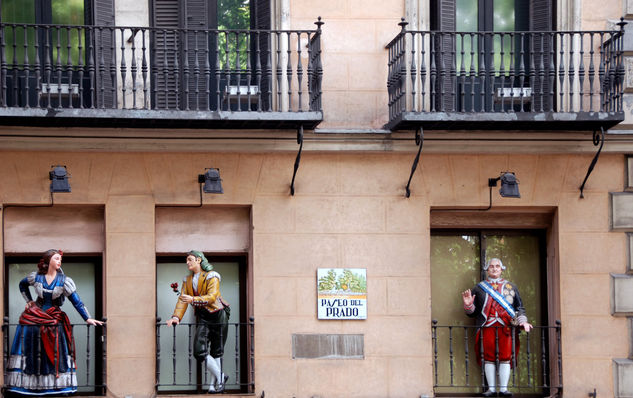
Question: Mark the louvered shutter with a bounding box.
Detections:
[93,0,116,109]
[530,0,553,111]
[152,0,181,109]
[184,0,208,110]
[255,0,271,111]
[436,0,456,111]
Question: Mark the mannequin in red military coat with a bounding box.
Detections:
[461,258,533,397]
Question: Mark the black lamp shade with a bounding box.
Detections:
[201,168,223,194]
[49,166,71,192]
[499,172,520,198]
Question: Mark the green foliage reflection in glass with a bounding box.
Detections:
[1,0,84,66]
[218,0,250,71]
[456,0,515,76]
[318,269,366,293]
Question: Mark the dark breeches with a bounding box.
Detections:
[193,309,229,361]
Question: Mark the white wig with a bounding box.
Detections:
[483,257,506,270]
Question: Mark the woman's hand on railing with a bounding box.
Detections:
[166,316,180,327]
[86,318,104,326]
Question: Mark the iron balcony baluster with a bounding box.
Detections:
[119,29,127,109]
[431,323,563,395]
[142,30,148,109]
[130,28,138,109]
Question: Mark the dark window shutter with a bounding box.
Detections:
[530,0,553,111]
[152,0,181,109]
[436,0,456,111]
[93,0,116,109]
[254,0,271,110]
[184,0,208,110]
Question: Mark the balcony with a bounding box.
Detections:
[155,318,254,394]
[2,319,107,395]
[385,22,625,131]
[432,321,562,397]
[0,22,323,129]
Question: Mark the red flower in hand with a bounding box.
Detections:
[170,282,180,296]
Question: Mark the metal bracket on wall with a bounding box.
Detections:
[579,127,605,199]
[405,127,424,198]
[290,125,304,196]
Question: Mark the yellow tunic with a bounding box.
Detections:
[172,271,225,320]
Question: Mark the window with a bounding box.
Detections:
[4,255,105,395]
[151,0,271,110]
[155,255,251,394]
[0,0,115,108]
[431,0,553,112]
[430,229,560,396]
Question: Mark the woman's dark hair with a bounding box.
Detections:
[37,249,62,274]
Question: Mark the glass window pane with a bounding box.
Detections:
[52,0,85,25]
[456,0,477,32]
[493,0,514,74]
[2,0,36,67]
[1,0,35,23]
[431,234,481,324]
[493,0,515,31]
[431,234,481,395]
[218,0,250,70]
[51,0,85,66]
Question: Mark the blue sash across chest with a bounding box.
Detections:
[478,281,516,319]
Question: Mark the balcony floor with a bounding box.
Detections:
[0,108,323,130]
[385,111,624,131]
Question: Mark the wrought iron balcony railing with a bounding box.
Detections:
[155,318,254,394]
[386,21,625,131]
[2,319,107,395]
[0,21,323,129]
[432,321,562,397]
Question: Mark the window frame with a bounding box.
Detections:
[154,253,251,395]
[430,208,562,396]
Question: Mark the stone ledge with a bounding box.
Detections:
[614,358,633,397]
[611,193,633,231]
[612,274,633,315]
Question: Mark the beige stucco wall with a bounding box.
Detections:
[0,150,628,397]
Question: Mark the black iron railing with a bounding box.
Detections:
[432,320,562,397]
[386,20,625,130]
[2,318,107,395]
[0,22,322,120]
[155,318,254,394]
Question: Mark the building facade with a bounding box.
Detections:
[1,0,633,397]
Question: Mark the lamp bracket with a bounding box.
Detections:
[579,127,605,199]
[290,125,304,196]
[405,128,424,198]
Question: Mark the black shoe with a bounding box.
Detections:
[499,391,512,397]
[482,391,495,397]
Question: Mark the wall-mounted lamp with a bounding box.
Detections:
[488,172,520,198]
[198,168,223,194]
[49,165,71,192]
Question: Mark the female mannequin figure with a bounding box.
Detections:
[6,249,103,395]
